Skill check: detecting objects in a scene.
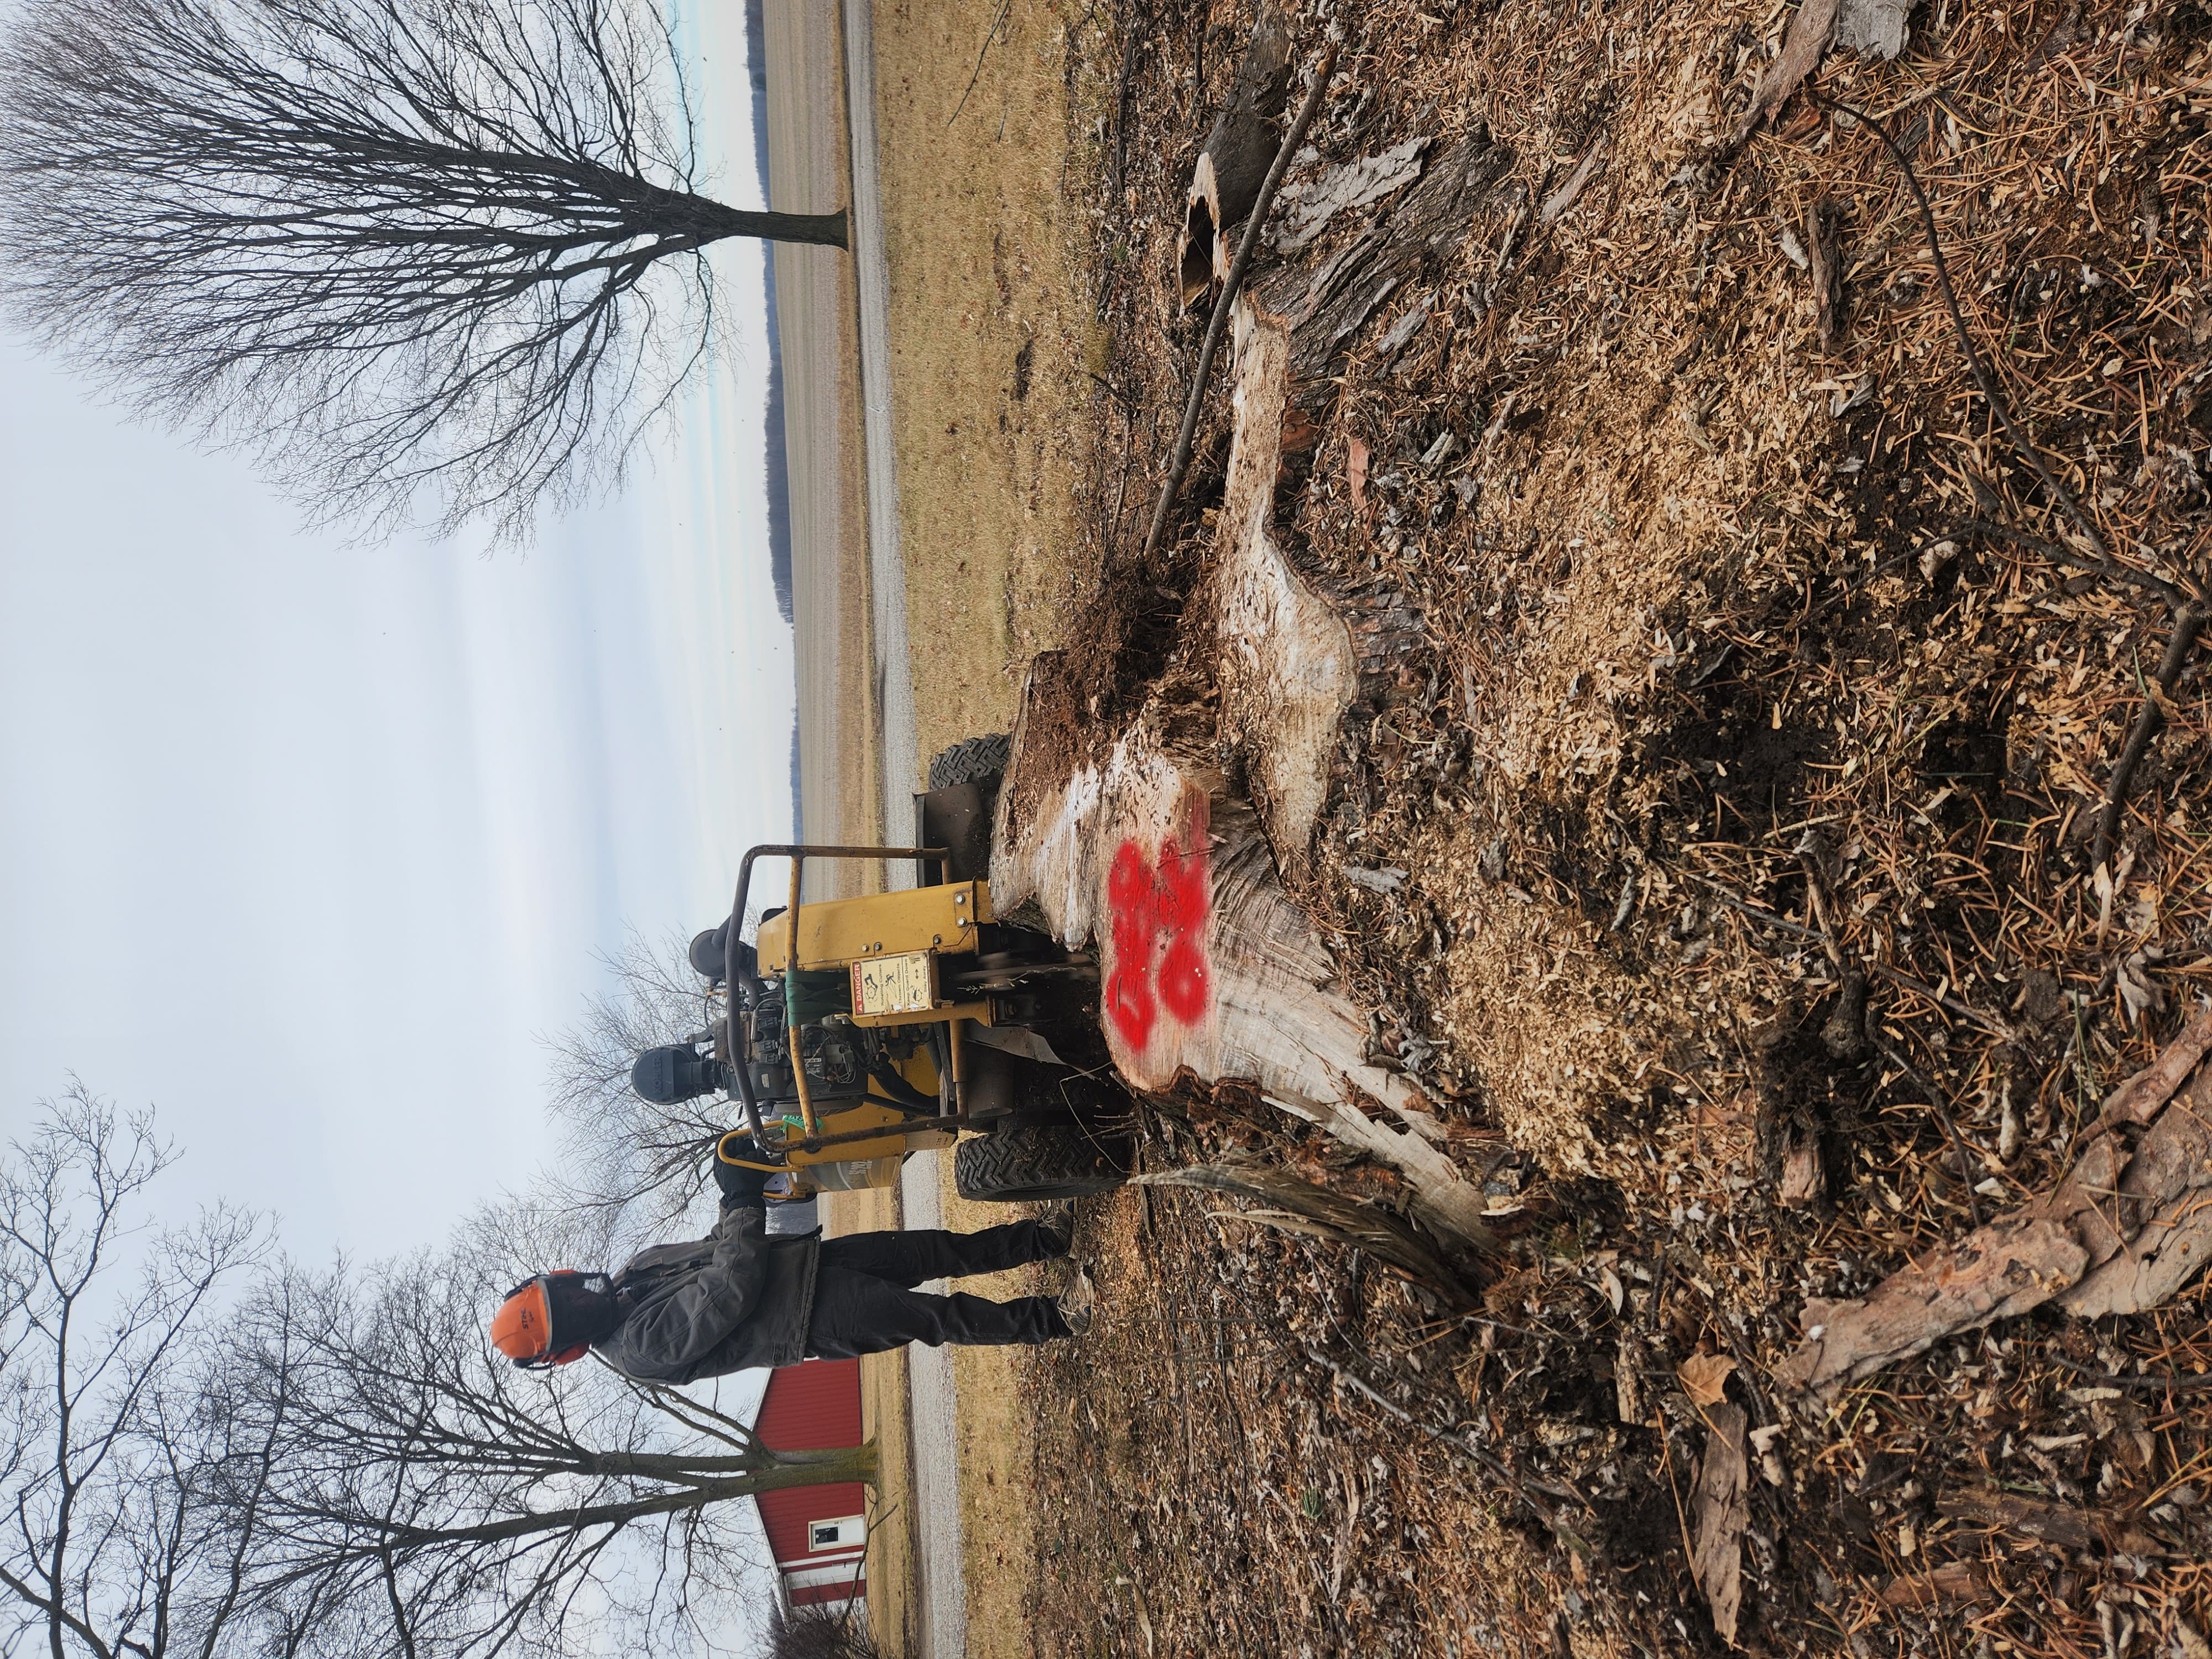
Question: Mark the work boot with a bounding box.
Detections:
[1055,1264,1095,1337]
[1035,1201,1078,1260]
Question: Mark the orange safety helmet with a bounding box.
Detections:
[490,1272,596,1369]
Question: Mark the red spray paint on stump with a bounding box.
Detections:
[1104,807,1211,1050]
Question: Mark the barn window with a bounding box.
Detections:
[808,1515,864,1550]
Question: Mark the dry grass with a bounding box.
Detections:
[871,0,1114,785]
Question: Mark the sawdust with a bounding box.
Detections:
[1021,0,2212,1647]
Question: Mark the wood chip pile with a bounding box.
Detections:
[1015,0,2212,1650]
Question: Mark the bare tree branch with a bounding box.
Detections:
[538,929,728,1251]
[0,1087,270,1659]
[215,1232,863,1655]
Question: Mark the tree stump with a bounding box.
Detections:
[992,121,1515,1251]
[989,658,1493,1249]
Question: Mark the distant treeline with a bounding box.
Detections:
[746,0,794,628]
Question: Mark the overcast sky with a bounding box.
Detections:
[0,5,790,1263]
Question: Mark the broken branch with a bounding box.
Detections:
[2093,605,2206,875]
[1138,44,1337,569]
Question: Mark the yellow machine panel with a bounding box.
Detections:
[778,1102,941,1165]
[755,880,994,971]
[721,1092,953,1178]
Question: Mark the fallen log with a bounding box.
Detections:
[1775,1009,2212,1398]
[1879,1561,1986,1610]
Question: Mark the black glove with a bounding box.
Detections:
[712,1138,772,1209]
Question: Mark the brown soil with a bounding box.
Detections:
[981,0,2212,1652]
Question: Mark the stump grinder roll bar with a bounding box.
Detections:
[724,844,945,1146]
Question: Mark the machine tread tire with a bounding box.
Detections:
[927,733,1012,791]
[954,1120,1130,1202]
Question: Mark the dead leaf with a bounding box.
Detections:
[2117,952,2164,1027]
[2093,847,2136,946]
[1347,437,1370,518]
[1538,138,1607,224]
[1749,1423,1787,1486]
[1778,1132,1822,1207]
[1880,1559,1986,1608]
[1340,862,1407,895]
[1691,1404,1749,1645]
[1732,0,1839,148]
[1806,200,1837,347]
[1679,1352,1738,1407]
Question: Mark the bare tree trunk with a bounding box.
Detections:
[694,201,850,249]
[381,1446,879,1551]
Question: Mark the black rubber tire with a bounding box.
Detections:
[927,733,1012,791]
[954,1119,1131,1202]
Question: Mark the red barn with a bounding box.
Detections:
[753,1359,868,1611]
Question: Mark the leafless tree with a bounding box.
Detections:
[0,0,846,541]
[0,1086,275,1659]
[768,1600,881,1659]
[222,1235,872,1658]
[540,929,729,1249]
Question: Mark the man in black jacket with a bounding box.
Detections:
[488,1154,1081,1382]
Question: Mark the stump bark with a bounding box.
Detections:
[1775,1009,2212,1397]
[1177,2,1294,307]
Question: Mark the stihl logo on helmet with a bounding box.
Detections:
[491,1272,596,1369]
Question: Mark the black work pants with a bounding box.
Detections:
[803,1221,1067,1359]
